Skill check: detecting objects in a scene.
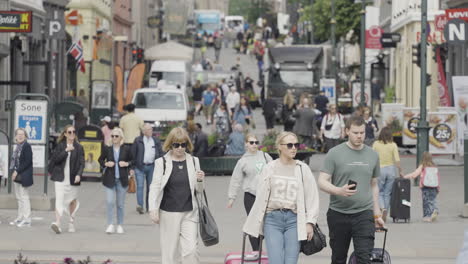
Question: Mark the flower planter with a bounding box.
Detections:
[199,156,242,175]
[267,151,315,161]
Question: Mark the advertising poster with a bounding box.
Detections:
[352,82,371,108]
[0,145,8,178]
[320,79,336,104]
[81,141,102,174]
[92,81,112,109]
[381,103,404,137]
[31,145,45,168]
[402,108,420,145]
[14,100,48,144]
[428,112,458,154]
[452,76,468,156]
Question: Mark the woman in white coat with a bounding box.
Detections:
[149,127,205,264]
[243,131,320,264]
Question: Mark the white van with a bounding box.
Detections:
[149,60,192,92]
[132,86,190,137]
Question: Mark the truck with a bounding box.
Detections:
[194,9,222,35]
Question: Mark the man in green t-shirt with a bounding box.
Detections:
[318,115,385,264]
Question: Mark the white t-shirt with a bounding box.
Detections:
[267,163,298,213]
[226,92,240,109]
[321,113,345,139]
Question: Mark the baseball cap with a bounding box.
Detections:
[101,116,111,122]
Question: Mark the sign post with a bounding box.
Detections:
[9,94,50,194]
[320,79,337,105]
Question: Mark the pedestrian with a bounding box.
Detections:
[131,123,163,214]
[371,78,382,117]
[214,36,222,63]
[232,97,253,127]
[226,87,240,116]
[243,131,319,264]
[119,103,144,147]
[363,107,379,146]
[262,97,277,132]
[314,90,329,117]
[282,90,296,132]
[201,85,216,125]
[48,125,85,233]
[244,74,254,91]
[403,151,440,222]
[228,134,273,250]
[99,128,133,234]
[149,127,205,264]
[372,127,402,222]
[213,102,231,140]
[101,116,113,145]
[225,124,245,156]
[192,80,204,115]
[220,79,230,101]
[320,104,345,153]
[9,128,33,227]
[193,123,209,158]
[293,98,318,148]
[318,115,385,264]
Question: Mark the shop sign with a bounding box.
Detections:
[446,8,468,22]
[0,11,32,33]
[147,15,162,28]
[444,18,468,44]
[435,14,448,31]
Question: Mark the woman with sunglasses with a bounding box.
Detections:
[149,127,205,264]
[227,134,273,251]
[99,128,133,234]
[49,125,85,234]
[243,132,320,264]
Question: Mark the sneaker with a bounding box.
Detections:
[431,211,439,221]
[9,218,21,226]
[422,217,432,223]
[136,206,144,215]
[68,222,76,233]
[116,225,124,234]
[17,220,31,227]
[50,222,61,234]
[105,224,115,234]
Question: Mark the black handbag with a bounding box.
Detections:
[196,189,219,247]
[13,172,22,184]
[300,223,327,255]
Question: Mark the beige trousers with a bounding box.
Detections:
[160,210,199,264]
[14,182,31,222]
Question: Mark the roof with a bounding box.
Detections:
[269,45,323,64]
[145,41,193,61]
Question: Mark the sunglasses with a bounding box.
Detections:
[67,130,76,135]
[111,135,120,138]
[172,142,187,148]
[248,141,260,145]
[281,143,300,149]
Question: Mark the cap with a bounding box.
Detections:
[101,116,111,122]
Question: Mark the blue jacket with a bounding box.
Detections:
[14,142,33,187]
[131,135,163,170]
[225,132,245,156]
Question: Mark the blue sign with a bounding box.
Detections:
[18,115,43,141]
[322,86,335,98]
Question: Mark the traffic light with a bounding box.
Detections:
[439,44,448,62]
[412,43,421,67]
[132,48,137,61]
[136,48,144,63]
[432,45,438,62]
[426,73,432,87]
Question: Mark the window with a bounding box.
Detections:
[135,92,185,110]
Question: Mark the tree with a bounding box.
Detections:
[229,0,273,24]
[300,0,362,43]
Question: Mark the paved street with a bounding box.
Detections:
[0,47,466,264]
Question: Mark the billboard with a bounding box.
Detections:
[0,11,32,33]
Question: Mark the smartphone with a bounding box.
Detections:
[348,180,357,190]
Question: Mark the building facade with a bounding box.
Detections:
[112,0,132,86]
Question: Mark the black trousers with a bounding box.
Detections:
[327,209,375,264]
[244,192,260,251]
[264,114,275,129]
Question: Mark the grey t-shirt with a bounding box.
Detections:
[321,142,380,214]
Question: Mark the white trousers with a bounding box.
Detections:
[14,182,31,221]
[160,210,199,264]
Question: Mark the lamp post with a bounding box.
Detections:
[331,0,336,79]
[359,0,366,106]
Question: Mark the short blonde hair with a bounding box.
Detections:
[163,127,194,152]
[275,131,298,154]
[109,128,125,146]
[15,128,28,139]
[245,133,257,142]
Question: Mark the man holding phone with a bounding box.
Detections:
[318,115,385,264]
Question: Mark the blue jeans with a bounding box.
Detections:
[378,165,396,210]
[105,180,127,225]
[135,164,154,210]
[263,210,300,264]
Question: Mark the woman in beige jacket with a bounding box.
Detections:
[243,131,320,264]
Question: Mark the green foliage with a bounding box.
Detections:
[229,0,273,24]
[208,133,218,146]
[300,0,362,43]
[384,85,396,103]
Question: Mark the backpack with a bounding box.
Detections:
[422,167,439,188]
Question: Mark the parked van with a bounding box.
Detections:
[149,60,192,93]
[132,86,190,138]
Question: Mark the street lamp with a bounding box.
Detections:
[357,0,368,106]
[331,0,336,80]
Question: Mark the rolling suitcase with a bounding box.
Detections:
[348,227,391,264]
[224,233,268,264]
[390,177,411,223]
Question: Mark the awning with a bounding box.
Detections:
[145,41,194,61]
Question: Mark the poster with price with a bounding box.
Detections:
[381,103,404,137]
[402,108,420,145]
[428,112,457,154]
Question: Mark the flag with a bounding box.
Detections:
[67,40,86,73]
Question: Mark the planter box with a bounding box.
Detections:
[199,156,242,175]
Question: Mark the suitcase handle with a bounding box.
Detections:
[241,233,263,264]
[375,227,388,261]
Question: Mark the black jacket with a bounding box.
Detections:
[193,131,208,157]
[49,141,85,186]
[131,135,163,171]
[13,141,33,187]
[99,145,133,188]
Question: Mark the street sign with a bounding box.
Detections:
[320,78,336,104]
[14,100,48,144]
[380,33,401,48]
[365,26,383,49]
[0,11,32,33]
[444,18,468,44]
[47,19,65,39]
